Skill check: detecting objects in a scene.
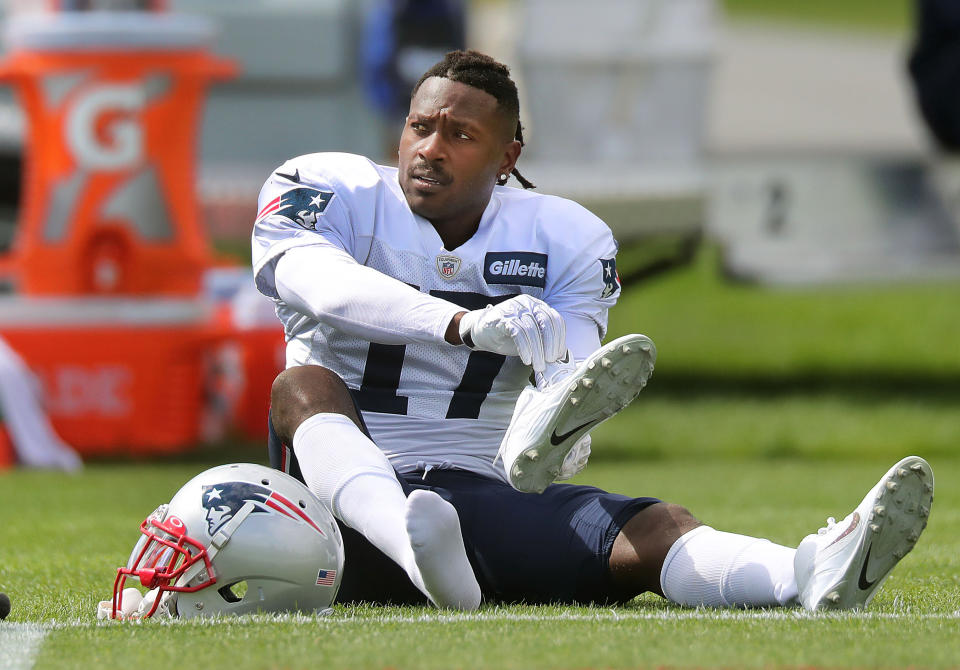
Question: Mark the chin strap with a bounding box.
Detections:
[173,501,258,590]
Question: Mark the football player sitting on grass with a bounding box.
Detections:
[107,49,930,618]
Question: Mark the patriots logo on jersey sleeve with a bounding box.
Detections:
[599,258,620,298]
[201,482,325,537]
[256,186,334,230]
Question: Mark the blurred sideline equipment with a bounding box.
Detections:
[0,334,81,470]
[101,463,344,620]
[0,6,285,456]
[709,156,960,284]
[0,9,233,295]
[516,0,713,284]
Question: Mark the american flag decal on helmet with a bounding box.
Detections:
[316,569,337,586]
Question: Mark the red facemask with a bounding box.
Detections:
[112,506,216,619]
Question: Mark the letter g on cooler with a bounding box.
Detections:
[66,83,145,170]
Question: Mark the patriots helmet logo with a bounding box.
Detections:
[201,482,326,537]
[256,187,334,230]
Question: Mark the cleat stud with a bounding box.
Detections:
[897,468,908,478]
[587,361,596,371]
[601,357,612,368]
[527,449,539,461]
[885,481,899,492]
[924,483,933,493]
[869,523,881,533]
[569,397,579,406]
[548,466,560,477]
[581,378,594,389]
[639,342,651,352]
[893,549,905,559]
[873,505,885,517]
[910,463,924,474]
[827,592,841,603]
[920,505,929,518]
[621,345,632,354]
[569,382,578,392]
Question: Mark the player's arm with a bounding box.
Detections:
[274,244,566,371]
[274,242,461,346]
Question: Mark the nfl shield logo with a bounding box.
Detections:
[436,254,461,280]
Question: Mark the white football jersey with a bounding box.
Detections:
[253,152,622,480]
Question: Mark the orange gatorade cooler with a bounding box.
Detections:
[0,10,248,456]
[0,297,231,454]
[0,10,235,296]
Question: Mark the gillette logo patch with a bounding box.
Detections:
[484,252,548,288]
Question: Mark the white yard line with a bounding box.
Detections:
[96,609,960,626]
[323,610,960,625]
[8,609,960,636]
[0,623,49,670]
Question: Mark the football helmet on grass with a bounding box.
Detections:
[106,463,343,619]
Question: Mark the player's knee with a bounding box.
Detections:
[652,503,702,537]
[270,365,355,441]
[617,502,703,559]
[608,502,704,598]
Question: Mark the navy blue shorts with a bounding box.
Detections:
[268,412,659,604]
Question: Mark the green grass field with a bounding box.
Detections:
[3,460,958,669]
[722,0,912,33]
[3,247,960,668]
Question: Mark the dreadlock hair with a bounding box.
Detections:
[412,50,535,189]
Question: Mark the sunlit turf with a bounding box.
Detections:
[722,0,911,33]
[610,247,960,378]
[592,247,960,463]
[472,0,912,34]
[2,458,958,669]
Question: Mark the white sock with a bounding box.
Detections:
[292,413,480,610]
[660,526,799,607]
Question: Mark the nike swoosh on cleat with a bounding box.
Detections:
[858,544,877,590]
[276,169,301,183]
[550,419,600,446]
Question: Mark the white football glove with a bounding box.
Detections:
[458,295,566,372]
[556,434,591,480]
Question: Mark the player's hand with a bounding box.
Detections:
[458,295,566,372]
[556,435,591,481]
